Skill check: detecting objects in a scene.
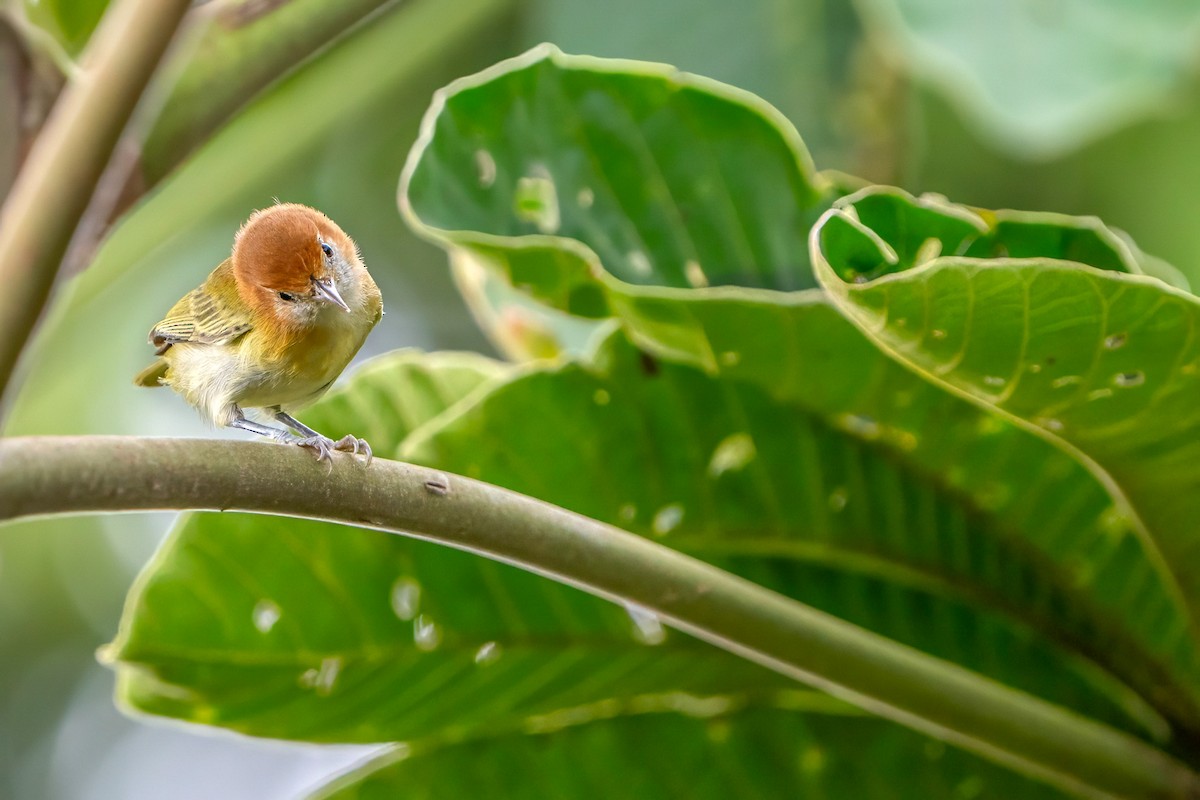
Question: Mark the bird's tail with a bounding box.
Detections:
[134,359,169,387]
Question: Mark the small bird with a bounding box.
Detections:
[135,203,383,462]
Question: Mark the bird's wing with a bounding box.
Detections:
[148,259,253,353]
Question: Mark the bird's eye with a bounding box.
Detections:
[278,291,296,302]
[320,242,334,259]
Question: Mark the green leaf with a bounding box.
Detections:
[306,349,510,459]
[107,45,1200,796]
[402,44,833,299]
[401,48,1200,739]
[852,0,1200,157]
[402,328,1197,739]
[112,329,1190,754]
[107,349,801,743]
[812,185,1200,676]
[311,709,1066,800]
[111,511,801,743]
[450,250,606,361]
[401,45,845,374]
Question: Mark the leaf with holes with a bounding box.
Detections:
[108,47,1200,795]
[812,184,1200,650]
[400,47,1200,746]
[106,347,802,742]
[401,328,1200,744]
[112,329,1195,765]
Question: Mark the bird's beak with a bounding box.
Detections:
[312,277,351,312]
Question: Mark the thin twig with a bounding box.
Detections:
[1,435,1196,800]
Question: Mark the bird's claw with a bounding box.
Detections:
[290,433,372,466]
[333,434,372,465]
[295,435,336,464]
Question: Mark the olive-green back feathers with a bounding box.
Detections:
[147,260,253,353]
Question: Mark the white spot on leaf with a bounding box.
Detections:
[625,603,666,645]
[707,433,756,477]
[299,657,342,696]
[628,250,652,276]
[390,577,421,621]
[652,503,684,536]
[474,641,502,665]
[1113,371,1145,388]
[837,414,881,440]
[252,599,281,633]
[684,259,709,288]
[514,171,560,233]
[474,149,496,188]
[414,615,442,652]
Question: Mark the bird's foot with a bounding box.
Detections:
[292,433,372,465]
[332,434,372,465]
[294,434,338,464]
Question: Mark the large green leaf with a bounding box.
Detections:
[108,45,1200,795]
[812,185,1200,648]
[401,44,833,298]
[113,328,1188,751]
[112,511,802,743]
[402,328,1186,739]
[400,47,1200,741]
[107,349,805,743]
[312,709,1064,800]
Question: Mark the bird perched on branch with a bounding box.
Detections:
[135,203,383,462]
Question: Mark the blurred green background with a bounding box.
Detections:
[3,0,1200,797]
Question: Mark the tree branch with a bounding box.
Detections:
[1,435,1196,800]
[0,0,191,410]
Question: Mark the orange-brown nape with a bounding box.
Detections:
[232,203,357,313]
